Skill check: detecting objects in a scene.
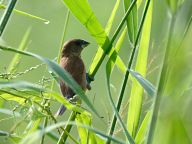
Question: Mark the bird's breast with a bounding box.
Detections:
[60,56,86,90]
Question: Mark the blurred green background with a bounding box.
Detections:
[0,0,192,144]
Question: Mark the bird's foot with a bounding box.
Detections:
[86,73,94,83]
[69,95,81,105]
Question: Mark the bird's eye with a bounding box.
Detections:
[73,39,89,48]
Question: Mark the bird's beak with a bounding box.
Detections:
[81,40,90,48]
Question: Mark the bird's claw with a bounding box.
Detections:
[86,73,94,83]
[69,95,81,105]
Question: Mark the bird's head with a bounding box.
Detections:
[62,39,90,57]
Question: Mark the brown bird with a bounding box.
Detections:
[56,39,91,116]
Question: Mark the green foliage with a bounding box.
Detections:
[7,28,31,74]
[0,4,49,24]
[166,0,185,14]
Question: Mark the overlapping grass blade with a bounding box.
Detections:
[20,121,125,144]
[0,81,43,91]
[124,0,137,43]
[106,27,134,144]
[47,92,90,116]
[0,4,49,24]
[0,108,21,117]
[106,27,127,76]
[166,0,185,14]
[128,69,156,96]
[0,0,17,36]
[146,6,177,143]
[8,27,31,74]
[135,111,151,144]
[127,0,153,137]
[107,0,152,143]
[88,0,126,75]
[76,114,105,144]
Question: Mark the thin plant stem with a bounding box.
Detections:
[0,0,18,36]
[178,14,192,50]
[146,13,176,144]
[57,111,77,144]
[34,101,78,144]
[51,10,70,90]
[106,0,152,143]
[40,117,48,144]
[106,76,135,144]
[38,125,59,141]
[57,10,70,64]
[182,15,192,40]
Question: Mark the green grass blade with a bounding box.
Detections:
[8,27,31,74]
[128,69,156,96]
[0,130,9,136]
[62,0,107,47]
[0,91,28,104]
[106,31,135,143]
[76,114,105,144]
[0,4,49,24]
[147,10,192,143]
[124,0,137,43]
[106,28,127,144]
[105,0,121,34]
[107,0,151,142]
[0,108,21,117]
[107,27,127,75]
[166,0,184,14]
[146,13,176,144]
[124,0,134,42]
[20,122,125,144]
[57,111,78,144]
[0,0,18,36]
[127,0,153,137]
[106,70,135,144]
[47,92,90,115]
[38,125,60,142]
[88,0,123,75]
[137,0,143,7]
[76,114,90,144]
[135,111,151,144]
[0,93,24,104]
[0,45,99,116]
[0,130,21,142]
[56,10,70,64]
[0,81,43,91]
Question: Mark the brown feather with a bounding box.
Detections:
[55,39,90,116]
[59,55,86,98]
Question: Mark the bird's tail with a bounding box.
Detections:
[55,105,66,116]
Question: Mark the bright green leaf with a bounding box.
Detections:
[127,0,153,137]
[135,111,151,144]
[0,4,49,24]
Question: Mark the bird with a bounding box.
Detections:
[55,39,92,116]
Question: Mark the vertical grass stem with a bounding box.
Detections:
[0,0,17,36]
